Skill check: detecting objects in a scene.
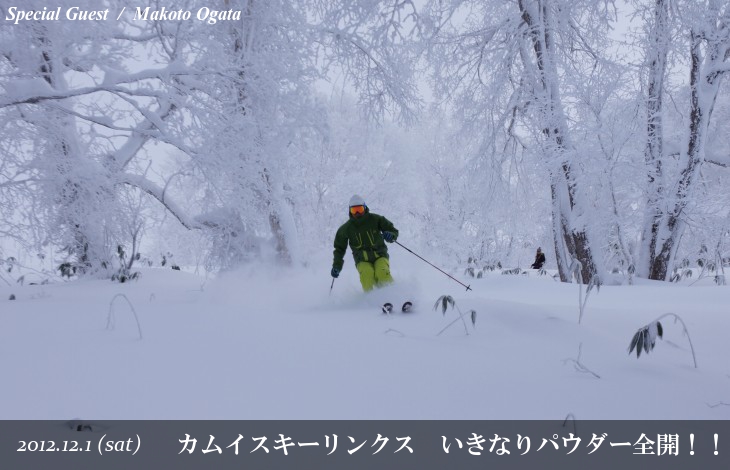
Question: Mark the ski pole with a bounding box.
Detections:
[394,241,472,291]
[329,277,335,295]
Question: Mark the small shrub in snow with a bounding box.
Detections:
[384,328,405,337]
[58,262,76,279]
[611,265,636,284]
[462,259,502,279]
[563,414,577,434]
[501,268,522,275]
[670,265,693,283]
[628,320,663,358]
[161,251,180,270]
[107,294,143,340]
[626,264,636,285]
[627,313,697,368]
[4,256,16,273]
[562,343,600,379]
[110,245,140,283]
[64,420,108,433]
[691,245,727,286]
[707,402,730,409]
[482,261,501,272]
[434,295,476,336]
[569,259,600,324]
[9,294,15,300]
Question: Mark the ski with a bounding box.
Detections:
[381,301,414,314]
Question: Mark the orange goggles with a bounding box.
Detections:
[349,205,366,216]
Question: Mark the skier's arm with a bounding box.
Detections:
[378,215,399,240]
[332,227,348,270]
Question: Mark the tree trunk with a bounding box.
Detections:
[549,182,571,281]
[37,32,100,274]
[262,169,293,265]
[647,28,726,280]
[644,19,727,280]
[638,0,669,279]
[519,0,603,283]
[229,0,293,265]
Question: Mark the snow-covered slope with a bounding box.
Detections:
[2,256,729,420]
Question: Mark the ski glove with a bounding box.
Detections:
[331,267,340,278]
[382,231,396,243]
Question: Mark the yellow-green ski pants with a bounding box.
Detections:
[356,257,393,292]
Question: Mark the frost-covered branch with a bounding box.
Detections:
[705,147,730,168]
[0,63,192,109]
[119,174,200,231]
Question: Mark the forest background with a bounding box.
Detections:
[2,0,730,287]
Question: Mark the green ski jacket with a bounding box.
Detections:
[332,209,398,270]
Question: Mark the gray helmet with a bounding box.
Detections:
[349,194,366,207]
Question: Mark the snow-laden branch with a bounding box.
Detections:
[706,157,730,168]
[119,173,200,230]
[706,62,730,76]
[319,24,422,123]
[45,99,196,160]
[110,32,160,43]
[705,147,730,168]
[110,100,176,168]
[0,62,190,108]
[120,173,229,234]
[0,177,39,189]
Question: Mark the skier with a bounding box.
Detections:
[330,195,399,292]
[531,247,546,269]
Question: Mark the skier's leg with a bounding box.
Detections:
[373,257,394,287]
[356,261,376,292]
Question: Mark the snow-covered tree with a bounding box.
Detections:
[425,0,616,282]
[637,0,730,280]
[0,0,424,275]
